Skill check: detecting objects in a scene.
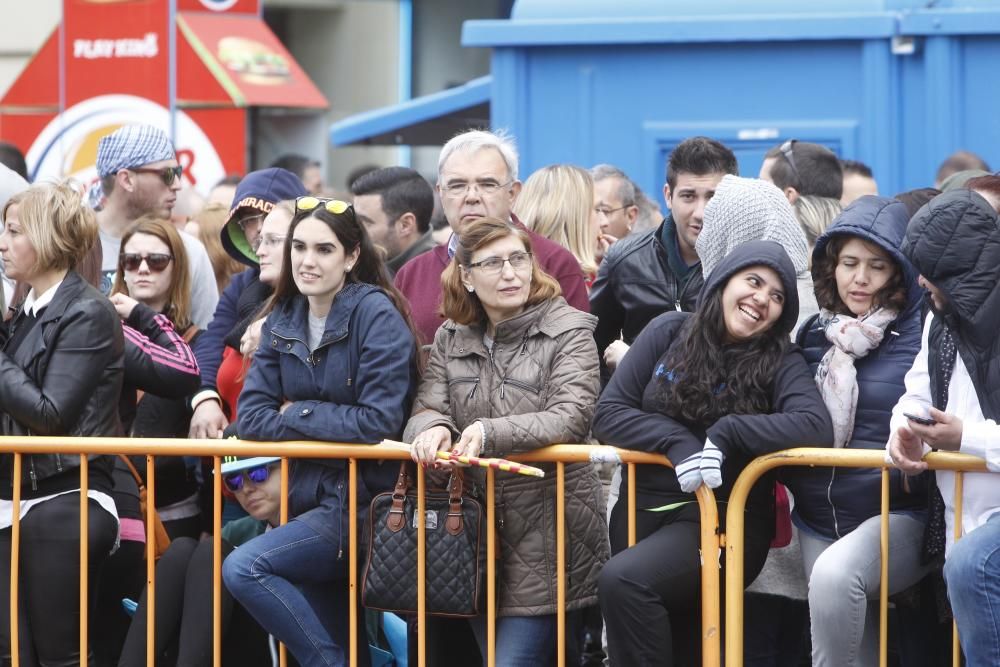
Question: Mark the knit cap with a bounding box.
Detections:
[697,174,809,278]
[96,125,175,177]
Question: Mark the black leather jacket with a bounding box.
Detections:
[0,271,125,490]
[590,218,704,378]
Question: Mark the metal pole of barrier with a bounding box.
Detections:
[556,462,566,667]
[879,469,889,667]
[952,472,964,667]
[9,453,20,667]
[694,484,720,666]
[486,468,496,667]
[724,448,988,667]
[213,455,222,667]
[348,459,358,667]
[79,456,89,666]
[146,454,155,666]
[627,462,636,546]
[280,458,289,667]
[416,465,426,667]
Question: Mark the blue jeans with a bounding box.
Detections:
[469,613,558,667]
[943,511,1000,666]
[222,518,350,667]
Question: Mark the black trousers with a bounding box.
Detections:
[0,494,118,667]
[118,537,274,667]
[600,499,773,667]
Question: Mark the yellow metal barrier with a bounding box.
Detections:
[0,438,721,667]
[724,447,988,667]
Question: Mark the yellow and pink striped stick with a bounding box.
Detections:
[381,440,545,478]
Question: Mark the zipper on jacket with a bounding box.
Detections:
[503,378,540,395]
[28,460,37,491]
[337,479,345,560]
[448,377,480,401]
[826,467,841,539]
[497,482,506,529]
[55,454,63,473]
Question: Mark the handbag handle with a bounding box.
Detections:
[384,460,466,536]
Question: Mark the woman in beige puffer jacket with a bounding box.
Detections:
[407,217,609,664]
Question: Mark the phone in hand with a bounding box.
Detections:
[904,412,937,426]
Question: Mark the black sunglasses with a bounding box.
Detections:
[120,253,173,272]
[224,464,275,493]
[129,165,184,186]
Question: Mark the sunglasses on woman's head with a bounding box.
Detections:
[120,253,173,272]
[128,165,184,187]
[223,464,274,493]
[296,196,352,216]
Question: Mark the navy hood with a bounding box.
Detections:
[700,240,800,338]
[223,168,307,268]
[812,195,922,318]
[903,188,1000,342]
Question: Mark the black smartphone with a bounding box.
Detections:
[904,412,937,426]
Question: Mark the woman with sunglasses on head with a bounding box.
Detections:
[407,216,609,666]
[594,241,834,667]
[0,181,124,665]
[120,456,287,667]
[225,196,418,667]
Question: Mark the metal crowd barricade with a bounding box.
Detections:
[0,438,721,667]
[723,447,989,667]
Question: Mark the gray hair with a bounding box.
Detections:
[590,164,638,206]
[438,129,519,183]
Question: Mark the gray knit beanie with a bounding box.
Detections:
[697,174,809,278]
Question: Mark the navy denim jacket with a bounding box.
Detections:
[238,282,416,545]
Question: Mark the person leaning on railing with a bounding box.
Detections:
[886,186,1000,666]
[407,216,609,665]
[0,181,125,665]
[592,241,834,667]
[225,197,419,667]
[787,196,931,664]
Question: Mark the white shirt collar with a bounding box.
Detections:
[23,279,64,317]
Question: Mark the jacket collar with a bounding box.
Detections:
[34,271,88,326]
[388,230,438,273]
[269,282,381,346]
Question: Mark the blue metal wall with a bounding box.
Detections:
[465,0,1000,198]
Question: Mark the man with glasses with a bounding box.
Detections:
[394,129,589,346]
[759,139,843,205]
[189,168,306,440]
[591,164,641,246]
[95,124,218,327]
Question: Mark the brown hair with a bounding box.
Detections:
[811,234,908,315]
[190,202,245,293]
[111,215,193,329]
[3,181,98,274]
[441,217,561,326]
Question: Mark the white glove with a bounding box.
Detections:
[700,439,725,489]
[674,452,704,493]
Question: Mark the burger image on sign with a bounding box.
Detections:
[217,36,290,85]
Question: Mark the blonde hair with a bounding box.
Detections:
[514,164,597,276]
[111,216,193,329]
[795,195,842,251]
[2,181,97,274]
[191,202,245,293]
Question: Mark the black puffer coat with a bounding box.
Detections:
[789,196,926,539]
[903,188,1000,420]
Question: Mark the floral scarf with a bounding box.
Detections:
[815,307,898,447]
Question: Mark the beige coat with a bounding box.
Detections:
[404,297,609,616]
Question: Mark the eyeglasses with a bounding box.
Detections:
[120,253,173,272]
[252,234,287,252]
[296,196,352,215]
[466,251,532,275]
[223,464,275,493]
[441,179,513,198]
[594,204,631,217]
[780,139,800,179]
[238,212,267,232]
[128,165,184,187]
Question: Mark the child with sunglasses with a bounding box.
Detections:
[224,197,419,667]
[120,457,286,666]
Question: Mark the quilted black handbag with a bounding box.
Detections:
[362,461,486,617]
